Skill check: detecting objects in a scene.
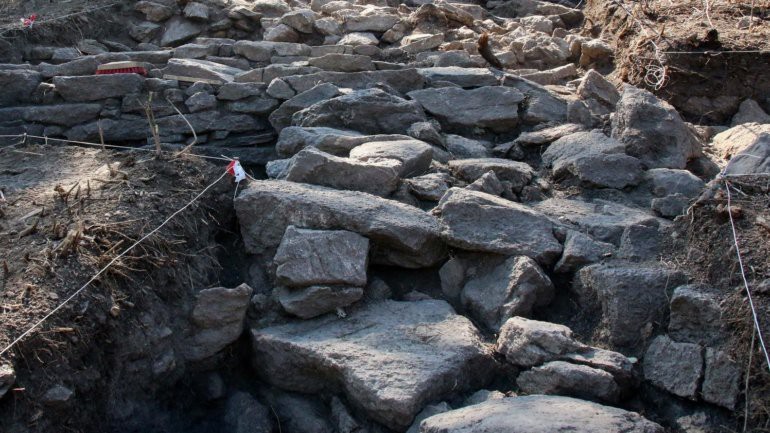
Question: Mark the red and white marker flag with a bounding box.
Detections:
[226,160,246,183]
[21,14,37,28]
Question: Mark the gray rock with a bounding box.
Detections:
[77,39,109,55]
[162,58,244,83]
[643,335,703,399]
[418,67,499,88]
[155,110,264,134]
[339,32,379,46]
[401,33,444,54]
[702,348,741,409]
[466,171,507,197]
[285,147,401,196]
[233,40,311,62]
[576,264,686,346]
[617,223,663,260]
[533,197,663,245]
[235,181,446,268]
[135,1,175,22]
[712,122,770,160]
[308,53,375,72]
[183,2,210,21]
[449,159,534,193]
[252,0,292,17]
[462,256,554,330]
[274,225,369,287]
[577,69,620,107]
[407,402,452,433]
[224,392,273,433]
[237,65,321,84]
[651,194,690,218]
[644,168,705,198]
[731,99,770,126]
[130,22,162,42]
[435,188,562,265]
[503,76,568,124]
[251,300,494,429]
[543,131,643,189]
[267,77,296,99]
[349,139,433,177]
[276,285,364,319]
[419,395,664,433]
[723,127,770,176]
[515,123,586,148]
[579,39,614,67]
[517,360,621,403]
[184,283,252,361]
[0,364,15,399]
[461,390,506,407]
[444,135,491,158]
[217,82,266,101]
[276,126,366,156]
[294,88,428,135]
[185,91,217,113]
[554,231,614,273]
[560,346,636,387]
[39,56,101,79]
[264,24,300,43]
[407,121,444,146]
[611,85,702,169]
[53,74,144,102]
[269,83,341,131]
[497,317,584,367]
[174,43,217,59]
[345,13,400,32]
[42,385,74,407]
[280,9,316,33]
[66,116,149,142]
[315,17,342,36]
[406,173,452,201]
[280,69,424,95]
[227,96,280,114]
[668,285,723,346]
[0,104,102,127]
[160,16,204,47]
[408,87,525,133]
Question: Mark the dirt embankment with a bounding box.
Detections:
[0,145,239,432]
[584,0,770,124]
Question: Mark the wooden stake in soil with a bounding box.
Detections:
[144,92,162,157]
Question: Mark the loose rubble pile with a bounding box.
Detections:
[3,0,770,432]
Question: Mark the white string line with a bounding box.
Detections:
[724,178,770,374]
[0,134,232,162]
[0,170,229,358]
[609,0,669,90]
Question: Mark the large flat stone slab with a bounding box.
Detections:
[251,300,494,430]
[162,58,245,83]
[234,180,446,268]
[435,188,562,265]
[419,395,663,433]
[408,86,525,133]
[53,74,145,102]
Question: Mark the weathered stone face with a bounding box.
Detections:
[250,300,495,429]
[234,180,446,268]
[419,396,664,433]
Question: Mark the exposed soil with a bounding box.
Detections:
[667,177,770,430]
[0,143,239,432]
[585,0,770,123]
